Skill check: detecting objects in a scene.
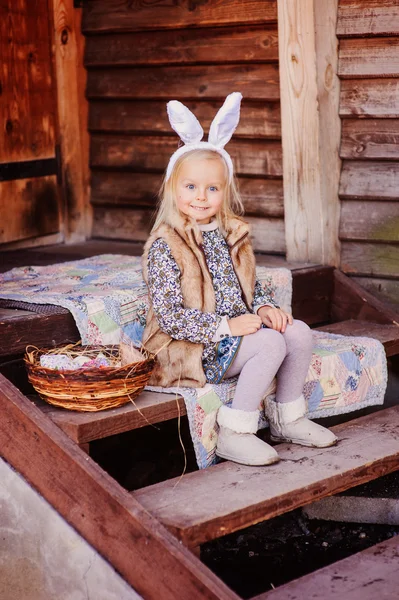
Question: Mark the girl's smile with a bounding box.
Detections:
[175,157,226,224]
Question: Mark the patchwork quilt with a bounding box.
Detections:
[0,254,387,469]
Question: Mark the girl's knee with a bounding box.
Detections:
[257,327,287,359]
[284,319,313,349]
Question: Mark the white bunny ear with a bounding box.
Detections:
[166,100,204,145]
[208,92,243,148]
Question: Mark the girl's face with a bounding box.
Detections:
[175,157,226,224]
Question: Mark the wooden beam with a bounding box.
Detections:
[51,0,90,242]
[277,0,341,266]
[0,375,238,600]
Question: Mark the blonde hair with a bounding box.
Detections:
[152,149,244,232]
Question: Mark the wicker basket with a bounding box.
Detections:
[25,345,156,412]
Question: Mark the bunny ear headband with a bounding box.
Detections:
[165,92,243,181]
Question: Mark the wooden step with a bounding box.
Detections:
[31,391,186,445]
[252,534,399,599]
[133,407,399,548]
[316,319,399,357]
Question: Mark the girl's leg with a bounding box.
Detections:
[226,328,287,411]
[276,319,314,403]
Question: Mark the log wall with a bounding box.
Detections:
[337,0,399,308]
[82,0,284,254]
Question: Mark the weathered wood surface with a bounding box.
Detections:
[87,64,280,101]
[32,391,187,444]
[0,176,60,244]
[339,37,399,78]
[339,200,399,242]
[340,242,399,279]
[278,0,341,266]
[0,0,56,163]
[337,0,399,38]
[91,172,285,219]
[354,277,399,311]
[331,269,399,325]
[92,207,154,242]
[133,407,399,547]
[90,135,283,177]
[340,79,399,117]
[82,0,277,33]
[253,534,399,599]
[339,161,399,200]
[317,320,399,356]
[89,100,281,139]
[291,266,334,326]
[0,375,239,600]
[0,308,79,358]
[52,0,90,243]
[85,25,279,66]
[340,119,399,160]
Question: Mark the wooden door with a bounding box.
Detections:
[0,0,63,246]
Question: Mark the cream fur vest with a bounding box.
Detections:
[142,215,257,388]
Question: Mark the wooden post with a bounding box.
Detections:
[51,0,91,243]
[277,0,341,266]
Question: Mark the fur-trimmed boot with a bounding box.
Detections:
[265,395,337,448]
[216,405,279,466]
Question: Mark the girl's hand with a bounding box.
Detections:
[228,314,262,336]
[257,306,293,333]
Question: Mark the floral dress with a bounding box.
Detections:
[146,223,277,383]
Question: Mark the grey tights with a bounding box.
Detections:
[226,319,314,411]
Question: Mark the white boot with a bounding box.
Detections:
[265,395,337,448]
[216,405,279,466]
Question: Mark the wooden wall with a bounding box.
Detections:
[337,0,399,308]
[82,0,284,254]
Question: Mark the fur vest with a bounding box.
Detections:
[142,214,257,388]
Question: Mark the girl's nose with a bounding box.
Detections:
[196,190,207,201]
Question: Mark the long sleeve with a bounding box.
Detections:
[147,239,221,344]
[252,278,279,314]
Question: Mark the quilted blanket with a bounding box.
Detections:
[0,254,387,469]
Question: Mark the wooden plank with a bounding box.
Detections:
[82,0,277,34]
[0,0,56,163]
[317,320,399,357]
[85,25,279,66]
[339,37,399,78]
[52,0,90,243]
[354,276,399,311]
[278,0,341,266]
[341,242,399,279]
[0,308,80,358]
[337,0,399,38]
[92,207,154,242]
[340,119,399,160]
[92,207,286,254]
[91,172,285,219]
[90,135,283,177]
[340,200,399,242]
[331,269,399,325]
[89,100,281,139]
[291,266,334,326]
[340,79,399,117]
[0,375,239,600]
[0,176,60,244]
[32,391,186,444]
[133,407,399,547]
[254,535,399,600]
[339,161,399,200]
[86,64,280,101]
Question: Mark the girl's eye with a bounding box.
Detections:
[209,186,218,192]
[187,184,195,190]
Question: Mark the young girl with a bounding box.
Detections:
[142,92,337,466]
